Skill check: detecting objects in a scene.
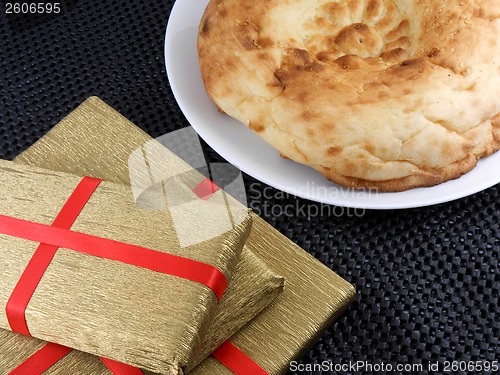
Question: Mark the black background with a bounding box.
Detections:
[1,1,498,374]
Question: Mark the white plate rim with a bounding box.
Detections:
[164,0,500,210]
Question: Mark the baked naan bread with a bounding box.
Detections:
[198,0,500,191]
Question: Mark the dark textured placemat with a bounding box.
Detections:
[1,1,498,374]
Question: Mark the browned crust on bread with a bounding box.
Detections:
[198,0,500,191]
[319,112,500,192]
[316,153,479,192]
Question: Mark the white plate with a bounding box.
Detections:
[164,0,500,210]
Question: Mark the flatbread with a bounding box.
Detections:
[197,0,500,191]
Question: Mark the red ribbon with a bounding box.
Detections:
[1,213,227,296]
[212,341,269,375]
[193,178,221,200]
[6,176,102,336]
[8,343,72,375]
[0,214,227,300]
[3,177,227,338]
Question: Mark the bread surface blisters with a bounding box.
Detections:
[198,0,500,191]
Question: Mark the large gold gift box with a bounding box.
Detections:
[1,97,285,374]
[1,97,355,374]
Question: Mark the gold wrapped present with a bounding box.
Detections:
[0,97,285,374]
[0,157,254,373]
[2,97,355,374]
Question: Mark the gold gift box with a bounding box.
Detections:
[0,158,254,373]
[2,97,355,374]
[1,97,285,374]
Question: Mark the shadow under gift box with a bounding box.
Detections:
[3,97,355,374]
[0,158,254,374]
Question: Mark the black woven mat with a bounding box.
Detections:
[1,1,498,374]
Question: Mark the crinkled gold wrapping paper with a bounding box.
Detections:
[0,158,253,374]
[2,97,355,374]
[192,213,355,374]
[0,96,285,374]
